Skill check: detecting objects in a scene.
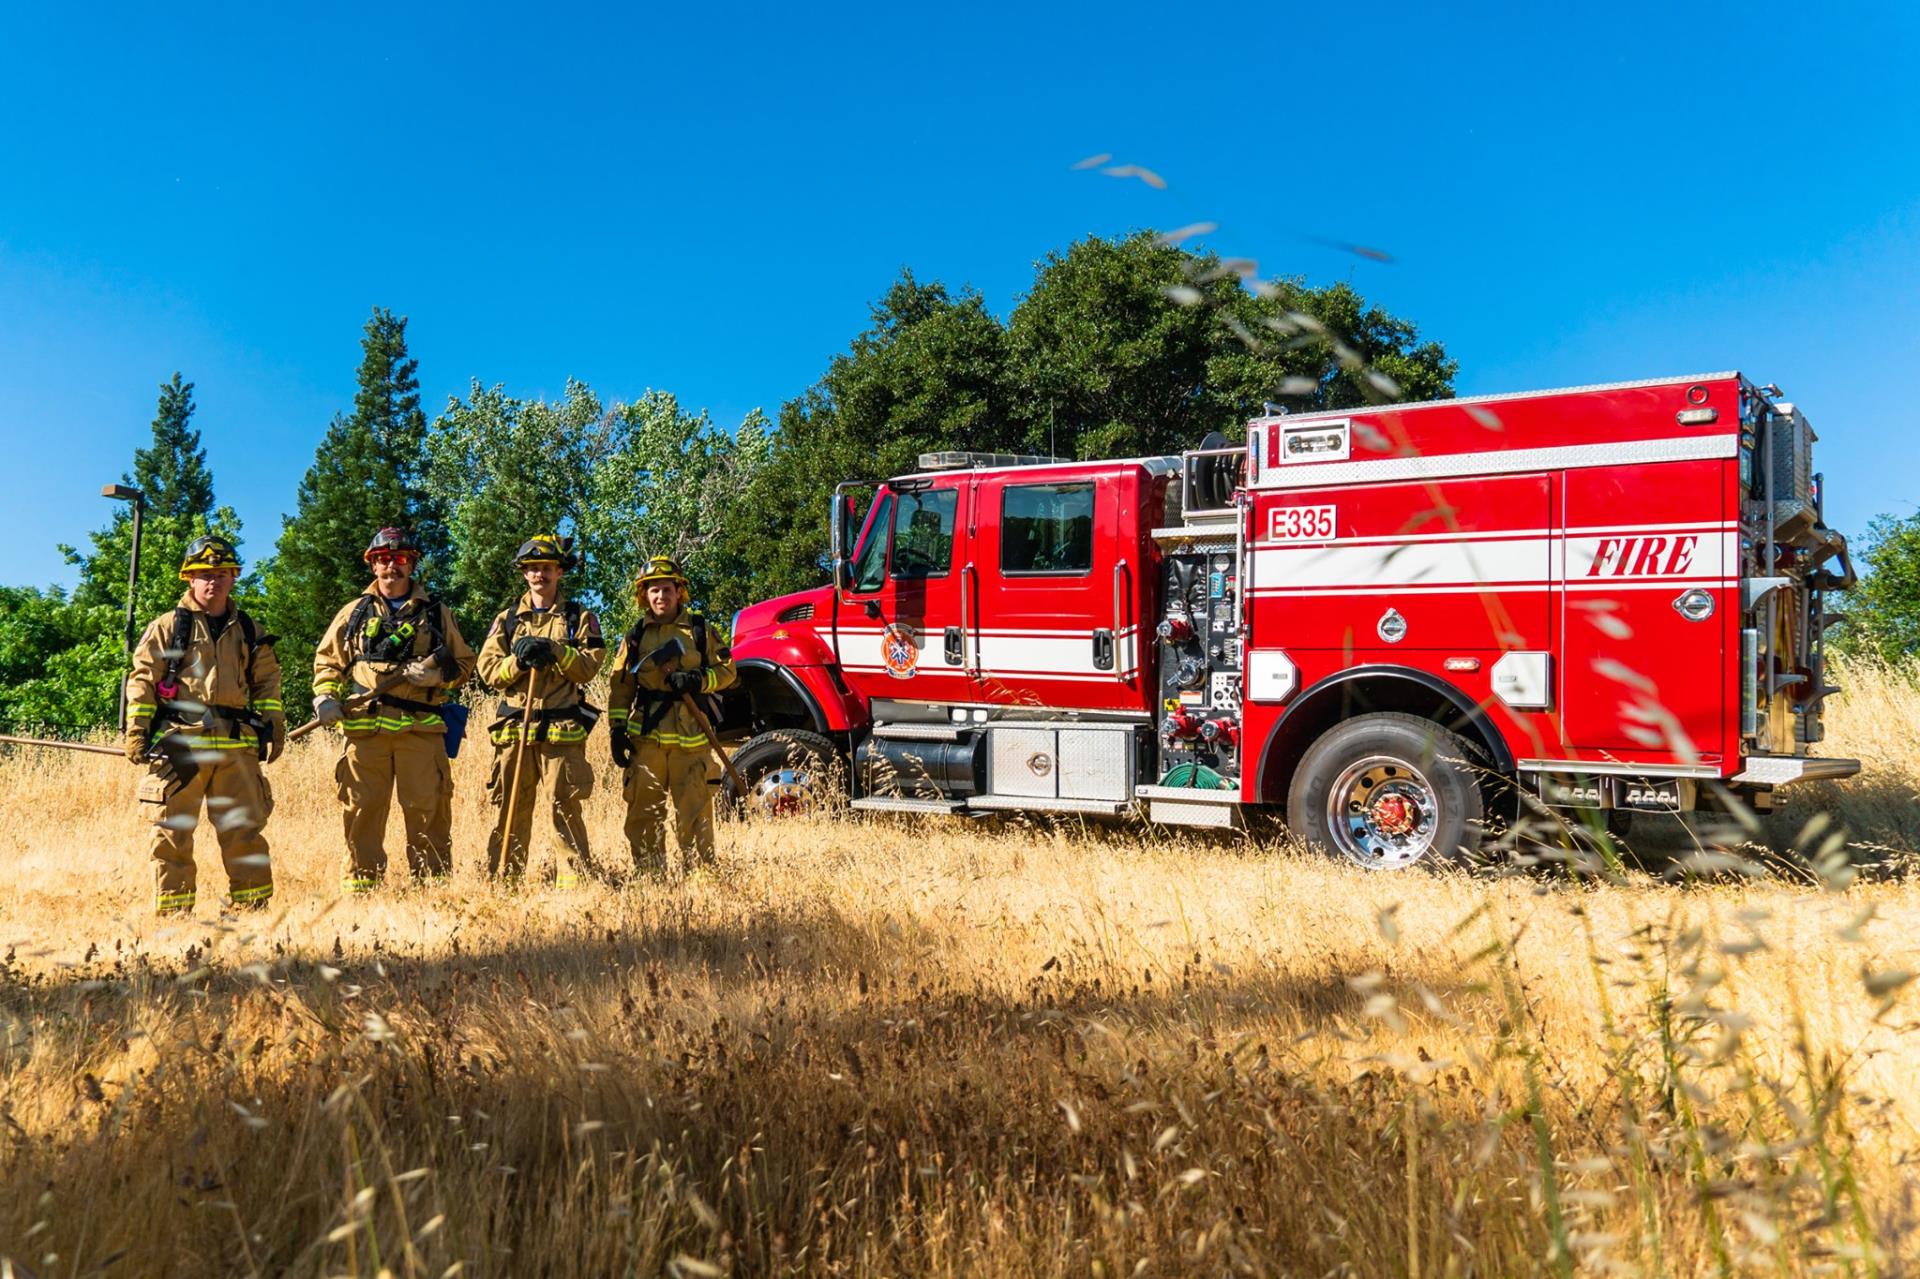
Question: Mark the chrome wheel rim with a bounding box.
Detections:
[748,766,818,818]
[1325,755,1439,869]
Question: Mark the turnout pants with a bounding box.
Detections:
[140,749,274,914]
[623,739,716,875]
[336,731,454,890]
[485,740,594,885]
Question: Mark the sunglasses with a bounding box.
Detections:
[368,552,417,566]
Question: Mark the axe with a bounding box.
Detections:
[633,635,747,796]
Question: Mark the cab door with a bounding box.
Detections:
[832,478,974,707]
[968,468,1148,713]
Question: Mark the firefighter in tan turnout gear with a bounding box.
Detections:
[311,527,477,892]
[123,536,284,915]
[608,555,737,876]
[477,535,605,885]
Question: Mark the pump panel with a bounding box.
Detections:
[1154,548,1242,785]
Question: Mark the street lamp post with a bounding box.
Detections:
[101,484,145,730]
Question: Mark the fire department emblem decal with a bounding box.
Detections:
[1377,608,1408,644]
[880,623,920,679]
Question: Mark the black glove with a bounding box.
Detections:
[609,731,633,769]
[666,669,703,694]
[512,636,560,669]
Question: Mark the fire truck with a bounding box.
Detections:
[716,373,1859,868]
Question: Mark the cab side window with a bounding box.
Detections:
[850,493,894,592]
[890,488,958,580]
[1002,482,1094,575]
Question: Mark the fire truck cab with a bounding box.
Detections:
[720,373,1859,868]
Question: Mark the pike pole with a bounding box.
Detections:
[0,734,121,757]
[493,687,541,876]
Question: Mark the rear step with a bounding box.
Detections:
[965,795,1129,816]
[850,796,967,815]
[869,723,968,742]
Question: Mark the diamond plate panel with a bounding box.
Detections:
[1057,728,1131,802]
[988,727,1057,798]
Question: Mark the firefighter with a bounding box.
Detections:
[311,527,477,892]
[607,555,737,876]
[476,534,605,885]
[124,535,284,915]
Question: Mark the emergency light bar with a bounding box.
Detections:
[916,450,1063,471]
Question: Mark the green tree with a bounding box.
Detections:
[578,391,773,630]
[129,372,215,519]
[731,234,1455,603]
[425,381,771,635]
[725,274,1012,601]
[0,586,122,732]
[33,371,251,728]
[1007,232,1457,459]
[1836,510,1920,662]
[264,308,444,718]
[425,379,607,627]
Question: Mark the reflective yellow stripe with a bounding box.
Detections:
[488,725,591,745]
[252,699,284,712]
[230,884,274,906]
[315,680,349,697]
[493,657,518,684]
[130,704,157,719]
[702,669,721,693]
[342,713,445,734]
[155,890,196,913]
[162,735,259,750]
[608,708,630,724]
[642,730,710,749]
[342,877,378,894]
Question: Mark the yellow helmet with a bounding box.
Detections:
[513,533,575,569]
[178,534,242,579]
[634,554,689,598]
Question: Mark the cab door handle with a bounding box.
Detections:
[1092,629,1115,671]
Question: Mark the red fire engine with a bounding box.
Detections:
[716,373,1859,868]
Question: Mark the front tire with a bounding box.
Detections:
[1287,712,1486,870]
[723,729,844,818]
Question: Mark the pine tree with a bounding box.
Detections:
[33,372,244,729]
[263,308,446,718]
[66,372,239,618]
[129,372,214,518]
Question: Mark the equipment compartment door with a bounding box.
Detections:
[832,480,976,707]
[1560,460,1731,758]
[968,469,1149,713]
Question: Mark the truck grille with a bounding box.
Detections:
[777,602,815,622]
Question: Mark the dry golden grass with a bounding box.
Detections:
[1,655,1917,1277]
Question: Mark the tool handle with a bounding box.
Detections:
[0,733,122,757]
[678,695,747,796]
[287,672,414,743]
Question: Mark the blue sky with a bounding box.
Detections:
[2,2,1916,589]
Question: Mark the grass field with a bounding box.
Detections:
[2,657,1917,1277]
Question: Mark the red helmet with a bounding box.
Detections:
[364,527,419,564]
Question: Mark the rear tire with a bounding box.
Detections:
[1287,712,1486,870]
[724,729,843,818]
